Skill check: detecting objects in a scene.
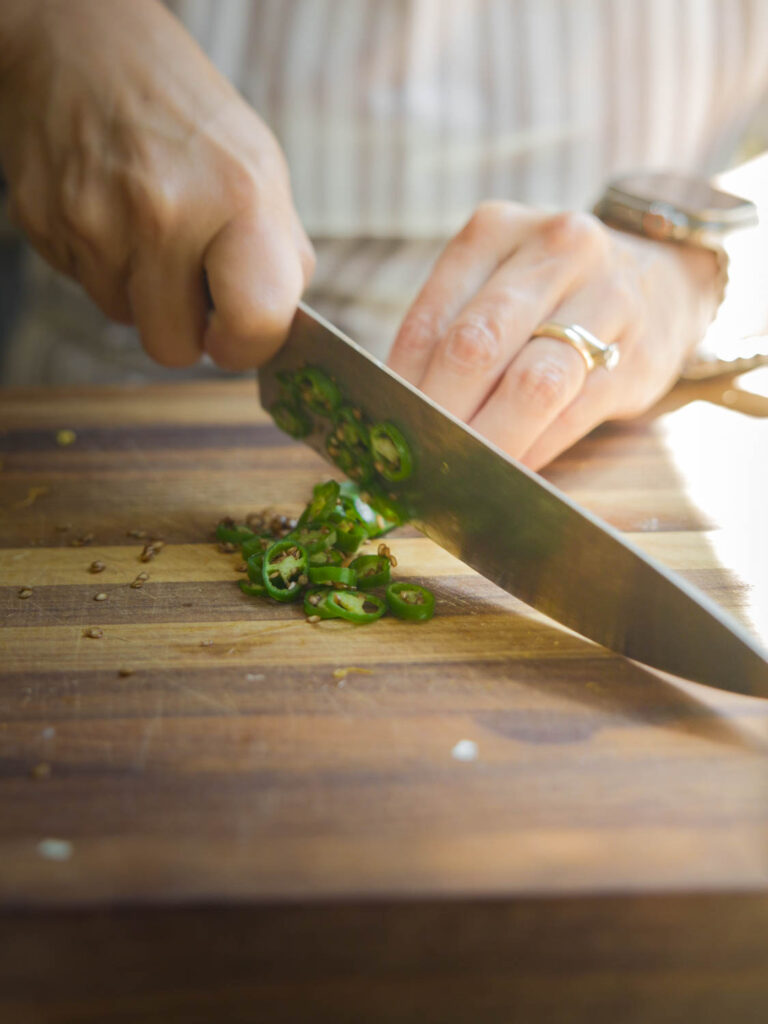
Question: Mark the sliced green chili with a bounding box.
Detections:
[364,487,409,529]
[270,400,311,439]
[294,367,342,417]
[303,587,340,619]
[239,579,267,598]
[308,565,357,588]
[240,535,271,560]
[298,479,340,526]
[327,588,386,624]
[331,406,370,450]
[349,554,391,590]
[261,539,309,602]
[216,519,256,545]
[369,422,413,482]
[386,582,435,621]
[309,547,344,567]
[286,523,337,554]
[325,435,375,485]
[329,514,367,554]
[246,551,266,582]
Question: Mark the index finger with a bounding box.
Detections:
[387,203,540,382]
[203,210,314,371]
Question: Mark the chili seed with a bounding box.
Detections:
[118,667,134,677]
[139,541,163,562]
[306,615,321,624]
[93,593,107,602]
[18,587,33,599]
[218,542,237,554]
[55,428,76,446]
[126,529,147,539]
[89,560,106,574]
[30,762,51,781]
[235,562,248,573]
[70,533,94,547]
[83,627,103,639]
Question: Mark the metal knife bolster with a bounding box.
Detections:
[259,303,768,698]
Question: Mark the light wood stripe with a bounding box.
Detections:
[0,538,467,586]
[0,532,746,587]
[4,826,768,908]
[0,381,265,428]
[2,613,608,673]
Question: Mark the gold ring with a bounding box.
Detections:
[530,322,620,373]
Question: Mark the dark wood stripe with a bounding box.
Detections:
[0,422,292,454]
[3,895,768,1022]
[0,654,635,721]
[0,567,749,629]
[0,574,513,628]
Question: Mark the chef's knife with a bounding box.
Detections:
[259,303,768,699]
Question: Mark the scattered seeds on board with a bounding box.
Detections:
[55,428,77,446]
[89,560,106,574]
[70,533,94,548]
[377,542,397,568]
[30,762,51,781]
[18,588,33,599]
[451,739,478,763]
[16,485,49,508]
[130,572,149,589]
[140,539,164,562]
[37,838,73,861]
[83,627,103,639]
[93,593,107,602]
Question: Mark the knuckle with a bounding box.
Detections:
[511,355,574,410]
[58,164,112,250]
[396,310,440,356]
[539,210,608,260]
[128,171,182,244]
[459,200,521,246]
[443,311,504,370]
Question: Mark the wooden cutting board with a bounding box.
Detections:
[2,375,768,1023]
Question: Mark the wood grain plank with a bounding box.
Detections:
[3,895,768,1024]
[3,377,768,1022]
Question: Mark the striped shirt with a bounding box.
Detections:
[170,0,768,237]
[4,1,768,382]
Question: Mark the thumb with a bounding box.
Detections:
[203,209,313,371]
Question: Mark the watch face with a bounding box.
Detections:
[611,172,755,226]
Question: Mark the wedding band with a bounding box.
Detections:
[530,322,620,373]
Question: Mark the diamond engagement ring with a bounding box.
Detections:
[529,322,620,373]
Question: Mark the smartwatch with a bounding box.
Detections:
[593,172,757,249]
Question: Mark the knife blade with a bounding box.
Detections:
[259,303,768,699]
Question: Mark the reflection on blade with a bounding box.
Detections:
[258,304,768,699]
